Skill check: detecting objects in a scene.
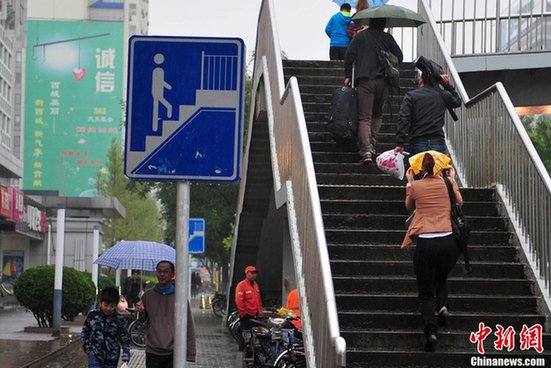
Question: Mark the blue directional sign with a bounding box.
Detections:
[189,218,206,254]
[124,36,244,182]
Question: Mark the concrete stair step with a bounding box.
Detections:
[315,162,383,175]
[323,213,507,231]
[321,200,500,216]
[302,99,406,113]
[300,92,414,104]
[324,228,510,245]
[305,114,399,129]
[309,131,396,144]
[339,311,545,331]
[341,329,551,352]
[284,65,418,79]
[332,276,534,295]
[330,260,525,279]
[318,185,496,201]
[335,294,539,314]
[328,244,517,262]
[316,172,402,186]
[297,83,416,95]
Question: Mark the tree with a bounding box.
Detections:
[522,115,551,172]
[154,182,238,266]
[96,138,164,246]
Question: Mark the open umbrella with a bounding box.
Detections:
[408,150,452,175]
[332,0,358,8]
[351,4,426,27]
[332,0,389,8]
[94,240,176,271]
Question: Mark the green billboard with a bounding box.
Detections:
[24,20,123,196]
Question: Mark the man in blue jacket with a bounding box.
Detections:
[325,3,352,60]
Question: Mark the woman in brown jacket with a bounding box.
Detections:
[402,152,462,352]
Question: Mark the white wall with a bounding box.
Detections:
[27,0,88,20]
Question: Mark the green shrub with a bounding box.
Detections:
[14,265,96,328]
[98,274,116,291]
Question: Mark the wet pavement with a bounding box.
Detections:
[0,296,242,368]
[127,297,242,368]
[0,305,83,368]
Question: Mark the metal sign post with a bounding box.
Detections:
[91,225,100,291]
[175,182,190,366]
[124,36,244,367]
[52,204,66,337]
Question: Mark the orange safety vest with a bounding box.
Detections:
[286,288,302,329]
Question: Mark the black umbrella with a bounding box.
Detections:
[351,4,426,28]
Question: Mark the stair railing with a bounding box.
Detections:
[236,0,346,367]
[418,0,551,302]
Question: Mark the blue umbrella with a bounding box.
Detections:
[94,240,176,271]
[332,0,358,7]
[332,0,389,8]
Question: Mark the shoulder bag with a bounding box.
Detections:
[443,176,472,274]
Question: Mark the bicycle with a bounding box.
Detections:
[0,275,14,297]
[123,307,147,348]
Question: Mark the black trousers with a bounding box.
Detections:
[329,47,348,60]
[145,352,173,368]
[413,234,460,330]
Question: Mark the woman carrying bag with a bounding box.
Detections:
[402,151,462,352]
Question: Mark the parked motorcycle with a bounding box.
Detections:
[227,308,305,367]
[212,291,227,318]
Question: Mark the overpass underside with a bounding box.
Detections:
[228,106,291,309]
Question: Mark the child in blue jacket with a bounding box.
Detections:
[325,3,352,60]
[82,287,131,368]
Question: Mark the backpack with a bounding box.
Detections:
[377,48,400,88]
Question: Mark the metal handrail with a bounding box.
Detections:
[418,0,551,300]
[427,0,551,55]
[233,0,347,366]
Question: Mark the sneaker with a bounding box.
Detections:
[424,325,438,352]
[360,153,373,165]
[437,306,449,327]
[425,332,438,352]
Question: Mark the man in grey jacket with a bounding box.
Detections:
[136,260,196,367]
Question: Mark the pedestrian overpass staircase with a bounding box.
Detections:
[229,0,551,367]
[283,59,551,367]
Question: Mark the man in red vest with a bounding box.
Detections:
[235,265,263,352]
[235,266,263,325]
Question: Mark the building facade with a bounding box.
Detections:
[1,0,147,286]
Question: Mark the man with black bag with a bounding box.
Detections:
[394,56,462,157]
[344,17,403,165]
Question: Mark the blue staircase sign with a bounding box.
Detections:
[124,36,245,182]
[189,218,206,254]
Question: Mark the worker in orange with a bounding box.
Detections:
[235,265,263,333]
[284,277,302,329]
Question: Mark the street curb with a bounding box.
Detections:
[20,336,83,368]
